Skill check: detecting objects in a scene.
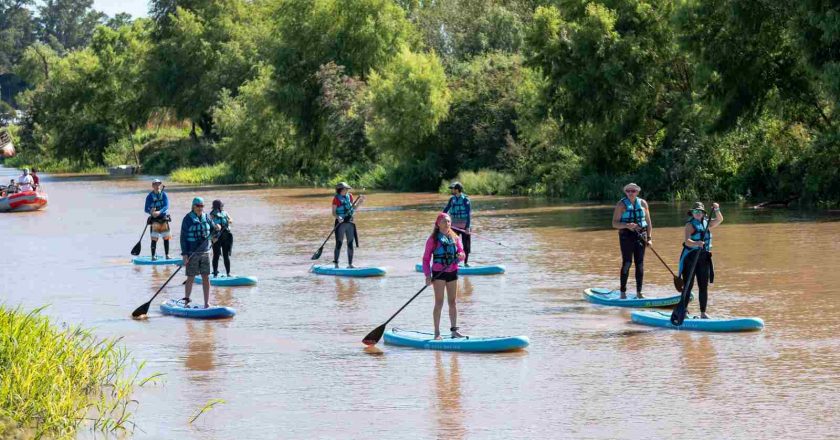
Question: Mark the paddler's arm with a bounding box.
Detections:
[455,235,466,262]
[464,198,471,230]
[442,197,453,214]
[641,199,652,242]
[144,193,153,214]
[422,236,434,284]
[684,223,703,247]
[158,192,169,216]
[180,219,190,257]
[708,203,723,228]
[612,202,634,230]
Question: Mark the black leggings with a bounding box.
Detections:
[454,228,471,264]
[212,231,233,275]
[334,222,355,265]
[619,230,645,294]
[682,250,712,313]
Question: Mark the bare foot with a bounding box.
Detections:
[204,304,210,309]
[434,333,442,340]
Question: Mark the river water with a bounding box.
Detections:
[1,166,838,439]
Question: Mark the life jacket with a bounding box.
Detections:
[432,233,458,266]
[335,193,354,218]
[448,194,470,223]
[678,217,712,274]
[619,197,648,228]
[149,191,166,211]
[211,210,230,229]
[185,211,212,243]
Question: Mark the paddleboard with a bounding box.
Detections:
[414,263,505,275]
[312,265,386,277]
[193,275,258,286]
[159,299,236,319]
[383,328,529,353]
[132,256,183,266]
[631,310,764,332]
[583,288,682,308]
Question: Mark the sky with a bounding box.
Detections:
[93,0,149,18]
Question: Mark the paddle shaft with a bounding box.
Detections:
[450,226,508,247]
[646,242,678,279]
[672,246,704,326]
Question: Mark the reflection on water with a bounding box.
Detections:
[1,165,838,439]
[434,352,465,440]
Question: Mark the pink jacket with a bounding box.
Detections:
[421,234,465,276]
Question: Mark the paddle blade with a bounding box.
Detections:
[673,276,684,292]
[362,323,386,346]
[131,301,151,318]
[130,241,142,256]
[311,246,324,260]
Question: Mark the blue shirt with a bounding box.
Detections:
[144,191,169,216]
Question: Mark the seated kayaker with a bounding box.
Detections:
[17,169,34,192]
[422,212,466,340]
[5,179,18,195]
[30,167,40,190]
[679,202,724,319]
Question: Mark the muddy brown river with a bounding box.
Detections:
[1,166,838,439]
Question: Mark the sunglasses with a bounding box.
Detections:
[194,204,204,207]
[625,189,638,193]
[692,209,705,214]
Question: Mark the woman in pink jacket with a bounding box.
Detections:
[422,213,466,339]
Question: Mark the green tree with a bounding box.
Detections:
[37,0,106,51]
[366,47,450,156]
[0,0,37,73]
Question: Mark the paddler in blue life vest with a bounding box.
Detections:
[442,182,472,266]
[679,202,723,319]
[611,182,654,299]
[332,182,365,268]
[181,197,222,308]
[144,179,172,260]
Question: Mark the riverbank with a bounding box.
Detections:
[0,306,148,438]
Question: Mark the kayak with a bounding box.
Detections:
[631,311,764,332]
[132,256,183,265]
[0,190,48,212]
[159,299,236,319]
[414,263,505,275]
[383,328,529,353]
[192,275,257,286]
[583,288,682,308]
[311,265,386,277]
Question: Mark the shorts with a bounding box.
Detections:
[185,252,211,276]
[431,270,458,282]
[150,221,171,239]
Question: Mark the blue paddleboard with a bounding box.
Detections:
[631,310,764,332]
[383,328,529,353]
[583,288,682,308]
[312,265,386,277]
[192,275,258,286]
[159,299,236,319]
[414,263,505,275]
[132,256,183,266]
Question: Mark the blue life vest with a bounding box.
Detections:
[432,233,458,266]
[335,194,354,218]
[185,212,212,243]
[448,195,470,223]
[149,191,166,211]
[211,210,230,229]
[687,217,711,251]
[619,197,648,228]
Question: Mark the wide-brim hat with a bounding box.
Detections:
[623,182,641,192]
[687,202,706,216]
[335,181,352,190]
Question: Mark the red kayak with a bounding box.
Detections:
[0,190,48,212]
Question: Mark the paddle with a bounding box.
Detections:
[450,226,509,248]
[363,272,442,345]
[132,185,166,256]
[310,193,364,260]
[131,235,211,318]
[637,232,683,292]
[670,247,702,326]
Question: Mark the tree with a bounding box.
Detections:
[366,47,450,156]
[0,0,37,73]
[37,0,106,51]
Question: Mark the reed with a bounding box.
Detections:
[0,306,157,439]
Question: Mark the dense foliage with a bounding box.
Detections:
[2,0,839,204]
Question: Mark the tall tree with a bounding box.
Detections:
[37,0,106,51]
[0,0,37,73]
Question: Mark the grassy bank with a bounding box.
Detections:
[0,306,153,439]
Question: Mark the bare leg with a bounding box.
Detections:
[202,274,211,308]
[446,280,462,337]
[433,280,446,339]
[184,276,194,302]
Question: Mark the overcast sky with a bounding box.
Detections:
[94,0,149,18]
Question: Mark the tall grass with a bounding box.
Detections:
[439,169,517,195]
[170,163,238,184]
[0,306,156,439]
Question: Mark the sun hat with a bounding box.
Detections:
[192,197,205,206]
[623,182,641,192]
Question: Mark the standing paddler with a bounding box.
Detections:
[679,202,723,319]
[144,179,172,261]
[332,182,365,268]
[611,182,653,299]
[422,213,466,340]
[442,182,472,266]
[209,199,233,278]
[181,197,221,308]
